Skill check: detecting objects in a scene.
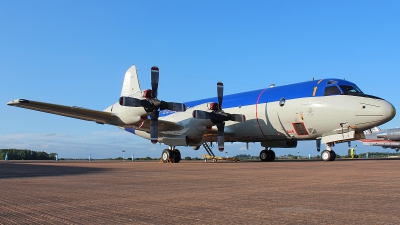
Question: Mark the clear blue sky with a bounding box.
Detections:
[1,0,399,159]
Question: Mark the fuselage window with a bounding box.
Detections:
[326,80,338,85]
[279,98,285,107]
[324,86,341,96]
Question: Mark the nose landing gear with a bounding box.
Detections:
[321,143,336,161]
[321,150,336,161]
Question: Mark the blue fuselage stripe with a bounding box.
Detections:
[161,79,357,117]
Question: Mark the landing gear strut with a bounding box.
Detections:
[161,147,181,163]
[260,148,276,162]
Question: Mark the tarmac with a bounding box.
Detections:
[1,159,400,224]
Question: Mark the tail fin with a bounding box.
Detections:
[121,65,141,96]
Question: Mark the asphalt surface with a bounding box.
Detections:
[1,159,400,224]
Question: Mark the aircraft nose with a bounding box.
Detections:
[390,103,396,120]
[378,100,396,124]
[355,98,395,128]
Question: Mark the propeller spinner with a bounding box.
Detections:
[192,82,246,151]
[119,66,186,144]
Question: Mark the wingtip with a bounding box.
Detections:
[7,100,15,105]
[7,99,30,105]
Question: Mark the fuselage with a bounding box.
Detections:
[154,78,394,145]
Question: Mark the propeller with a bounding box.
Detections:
[119,66,186,144]
[192,82,246,151]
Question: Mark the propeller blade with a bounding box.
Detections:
[227,114,246,122]
[217,82,223,110]
[192,110,211,119]
[119,97,150,108]
[159,101,186,112]
[151,66,159,98]
[216,122,225,151]
[150,111,159,144]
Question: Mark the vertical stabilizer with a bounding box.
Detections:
[121,65,141,96]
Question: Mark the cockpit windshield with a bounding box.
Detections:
[339,85,363,94]
[323,80,381,99]
[324,83,364,96]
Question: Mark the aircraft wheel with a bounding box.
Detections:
[260,150,268,162]
[321,150,332,161]
[173,149,181,163]
[212,158,216,162]
[269,150,276,161]
[161,149,170,163]
[330,150,336,161]
[169,150,176,163]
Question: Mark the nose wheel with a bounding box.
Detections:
[321,150,336,161]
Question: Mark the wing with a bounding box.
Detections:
[7,98,184,131]
[7,99,121,125]
[202,127,236,142]
[131,118,184,132]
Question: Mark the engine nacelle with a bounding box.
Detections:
[192,146,201,150]
[261,140,298,148]
[161,136,203,147]
[104,102,148,125]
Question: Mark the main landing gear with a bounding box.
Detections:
[259,148,276,162]
[161,147,181,163]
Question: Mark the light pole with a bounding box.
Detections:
[122,149,125,161]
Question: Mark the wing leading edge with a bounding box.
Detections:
[7,99,121,125]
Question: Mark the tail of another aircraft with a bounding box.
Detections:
[120,65,141,96]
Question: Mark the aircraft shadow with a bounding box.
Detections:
[237,157,400,163]
[0,162,108,179]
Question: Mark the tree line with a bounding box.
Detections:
[0,149,56,160]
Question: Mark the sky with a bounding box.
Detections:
[1,0,399,159]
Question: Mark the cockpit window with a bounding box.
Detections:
[324,86,341,96]
[326,80,338,85]
[340,85,363,94]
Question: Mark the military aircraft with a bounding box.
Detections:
[7,65,396,162]
[360,127,400,152]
